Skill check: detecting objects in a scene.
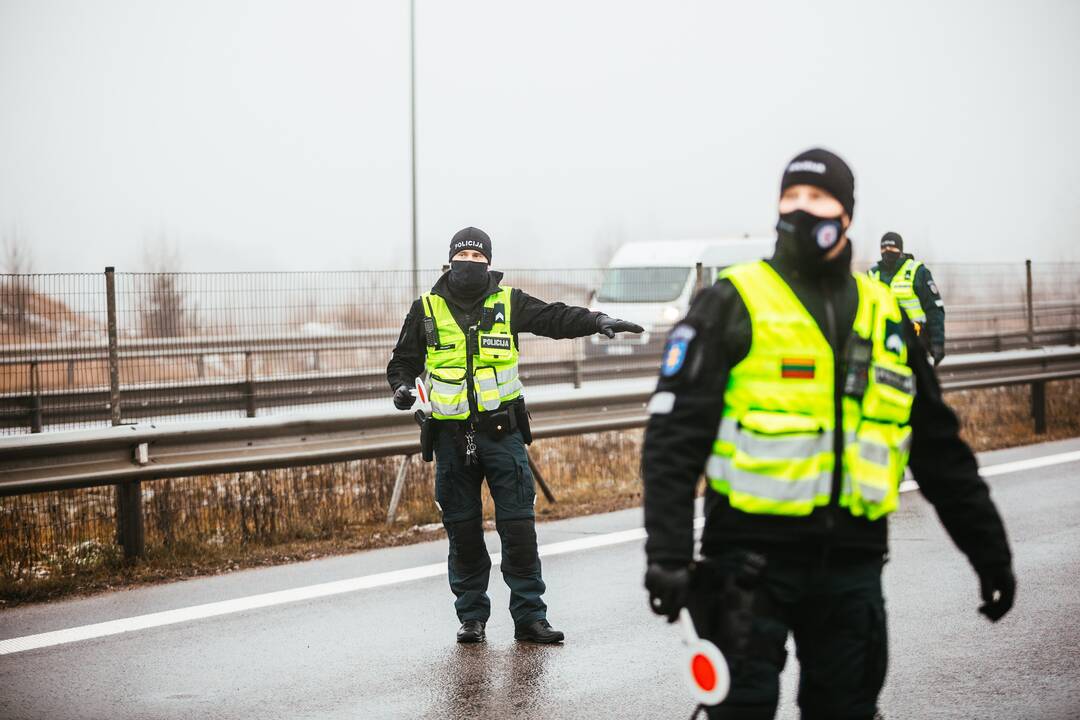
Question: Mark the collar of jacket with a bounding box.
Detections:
[430,268,505,311]
[875,252,914,274]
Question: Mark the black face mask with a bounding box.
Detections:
[776,209,848,274]
[448,260,490,299]
[879,251,901,268]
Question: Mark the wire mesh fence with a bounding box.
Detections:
[1,261,1078,434]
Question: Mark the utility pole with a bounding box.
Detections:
[409,0,419,298]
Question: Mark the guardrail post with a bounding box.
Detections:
[29,362,43,433]
[1031,380,1046,434]
[107,267,145,559]
[116,479,145,560]
[1025,259,1035,349]
[244,351,257,418]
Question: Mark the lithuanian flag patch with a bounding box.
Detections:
[781,358,816,379]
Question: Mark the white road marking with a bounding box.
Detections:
[979,449,1080,477]
[2,446,1078,656]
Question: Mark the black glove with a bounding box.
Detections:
[645,562,691,623]
[931,345,945,367]
[392,385,415,411]
[977,564,1016,622]
[597,314,645,339]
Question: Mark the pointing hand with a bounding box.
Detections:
[597,314,645,339]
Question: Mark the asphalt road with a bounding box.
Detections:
[2,438,1079,719]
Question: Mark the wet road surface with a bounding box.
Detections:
[2,438,1079,719]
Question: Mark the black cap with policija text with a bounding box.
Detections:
[880,231,903,252]
[449,227,492,264]
[780,148,856,219]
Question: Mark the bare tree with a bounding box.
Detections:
[139,233,190,338]
[1,227,35,335]
[2,226,34,274]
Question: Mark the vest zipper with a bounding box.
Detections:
[465,324,479,418]
[821,282,844,529]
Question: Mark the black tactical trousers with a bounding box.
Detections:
[690,546,887,720]
[434,426,546,626]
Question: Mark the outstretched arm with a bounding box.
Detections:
[510,287,639,339]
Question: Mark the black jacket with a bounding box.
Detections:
[869,253,945,358]
[643,245,1011,576]
[386,269,602,392]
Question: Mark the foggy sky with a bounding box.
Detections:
[1,0,1078,273]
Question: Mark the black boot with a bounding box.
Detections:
[514,619,564,644]
[456,620,486,643]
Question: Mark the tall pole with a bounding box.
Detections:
[409,0,419,298]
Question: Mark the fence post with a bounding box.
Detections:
[694,261,704,296]
[244,351,257,418]
[105,267,122,425]
[29,362,43,433]
[107,266,145,560]
[1025,259,1035,348]
[572,339,584,389]
[1031,380,1046,434]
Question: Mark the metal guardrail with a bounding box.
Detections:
[3,327,1078,432]
[3,347,1079,496]
[2,344,1078,555]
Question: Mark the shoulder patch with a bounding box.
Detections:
[661,324,696,377]
[928,280,939,296]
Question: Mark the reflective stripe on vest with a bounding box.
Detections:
[422,287,522,420]
[870,259,926,323]
[709,261,915,521]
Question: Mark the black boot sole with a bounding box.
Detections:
[514,632,564,644]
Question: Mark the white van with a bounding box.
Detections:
[587,237,773,356]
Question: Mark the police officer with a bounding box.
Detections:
[642,149,1015,719]
[869,232,946,365]
[388,226,643,644]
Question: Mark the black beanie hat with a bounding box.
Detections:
[449,227,492,264]
[780,148,855,219]
[880,231,903,252]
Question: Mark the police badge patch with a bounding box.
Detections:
[661,324,696,377]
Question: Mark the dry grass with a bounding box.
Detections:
[1,379,1076,608]
[951,378,1080,451]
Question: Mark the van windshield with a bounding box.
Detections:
[596,267,690,303]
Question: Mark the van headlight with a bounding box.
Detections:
[662,305,682,323]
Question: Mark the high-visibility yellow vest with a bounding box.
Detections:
[422,287,523,421]
[870,258,926,323]
[706,261,915,521]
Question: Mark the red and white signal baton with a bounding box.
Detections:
[679,607,730,706]
[414,377,430,413]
